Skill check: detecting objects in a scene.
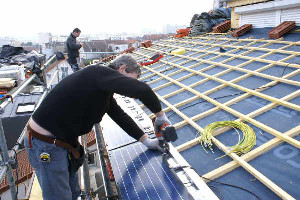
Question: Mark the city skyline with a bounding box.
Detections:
[0,0,214,41]
[0,24,187,44]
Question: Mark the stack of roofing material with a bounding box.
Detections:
[81,130,96,147]
[100,47,135,64]
[101,55,117,63]
[0,64,25,81]
[0,69,21,80]
[212,20,231,33]
[173,28,191,38]
[140,40,152,48]
[231,24,253,37]
[0,78,16,89]
[268,21,296,39]
[120,47,135,54]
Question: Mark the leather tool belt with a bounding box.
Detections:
[27,125,80,159]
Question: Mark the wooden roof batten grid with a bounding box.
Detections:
[153,43,300,86]
[135,38,300,128]
[163,38,300,60]
[139,41,225,77]
[138,64,298,200]
[149,81,295,200]
[135,44,300,147]
[139,39,280,94]
[135,42,299,124]
[136,47,300,113]
[135,39,297,111]
[140,61,300,148]
[138,36,298,89]
[136,42,298,132]
[138,40,263,99]
[134,35,300,200]
[140,38,247,83]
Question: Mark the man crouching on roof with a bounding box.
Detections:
[24,54,171,200]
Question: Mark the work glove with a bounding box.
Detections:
[142,137,164,152]
[154,113,171,134]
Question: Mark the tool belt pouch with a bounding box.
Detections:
[68,143,85,174]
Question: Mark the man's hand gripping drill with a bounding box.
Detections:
[153,113,177,153]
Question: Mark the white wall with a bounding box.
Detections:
[236,0,300,27]
[109,44,128,53]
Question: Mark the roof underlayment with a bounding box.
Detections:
[126,33,300,200]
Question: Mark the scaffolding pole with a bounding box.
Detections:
[0,118,17,200]
[81,134,92,200]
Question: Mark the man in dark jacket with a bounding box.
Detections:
[24,54,171,200]
[66,28,82,72]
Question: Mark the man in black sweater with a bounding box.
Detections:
[24,54,171,200]
[66,28,82,72]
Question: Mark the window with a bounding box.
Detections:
[88,152,96,165]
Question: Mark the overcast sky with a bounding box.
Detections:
[1,0,214,39]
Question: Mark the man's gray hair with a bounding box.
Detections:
[108,54,141,77]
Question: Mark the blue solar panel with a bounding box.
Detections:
[102,115,189,199]
[109,144,187,200]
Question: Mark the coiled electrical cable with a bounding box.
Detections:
[198,121,256,159]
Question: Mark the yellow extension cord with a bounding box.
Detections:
[198,121,256,159]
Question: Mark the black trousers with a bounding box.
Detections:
[67,57,79,72]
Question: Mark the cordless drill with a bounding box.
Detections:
[153,118,178,152]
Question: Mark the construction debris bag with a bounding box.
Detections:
[0,45,28,59]
[56,52,65,61]
[189,8,231,36]
[189,19,213,36]
[209,8,231,19]
[190,14,201,27]
[0,47,45,76]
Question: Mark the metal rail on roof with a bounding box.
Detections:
[133,34,300,200]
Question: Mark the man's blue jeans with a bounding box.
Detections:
[24,136,81,200]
